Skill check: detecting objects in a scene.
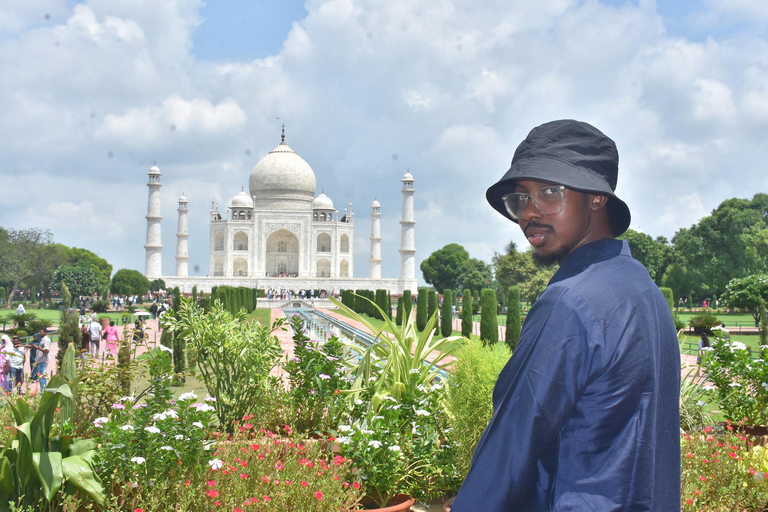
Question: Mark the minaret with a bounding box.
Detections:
[369,199,382,279]
[144,163,163,278]
[398,171,416,287]
[175,194,189,277]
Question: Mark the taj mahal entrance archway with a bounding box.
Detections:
[266,229,299,276]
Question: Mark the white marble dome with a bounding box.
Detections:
[313,192,334,210]
[371,199,381,208]
[249,142,316,209]
[230,190,253,208]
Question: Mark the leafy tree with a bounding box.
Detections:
[519,266,557,304]
[458,258,493,295]
[441,290,453,337]
[149,278,167,292]
[0,227,60,305]
[420,243,470,293]
[461,289,473,338]
[66,246,112,289]
[480,288,498,345]
[110,269,150,296]
[721,274,768,324]
[50,265,100,299]
[662,263,692,308]
[416,288,428,331]
[505,286,521,351]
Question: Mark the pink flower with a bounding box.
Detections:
[263,496,271,503]
[206,489,219,498]
[301,481,308,487]
[315,491,323,500]
[353,482,361,490]
[112,403,125,410]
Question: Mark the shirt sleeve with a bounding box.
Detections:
[451,289,596,511]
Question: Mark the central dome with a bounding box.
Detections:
[249,141,316,210]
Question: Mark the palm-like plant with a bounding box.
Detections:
[330,294,465,413]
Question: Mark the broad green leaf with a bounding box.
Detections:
[31,452,63,503]
[13,423,33,490]
[62,455,105,505]
[68,439,98,458]
[0,456,14,496]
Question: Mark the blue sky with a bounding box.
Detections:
[1,0,767,283]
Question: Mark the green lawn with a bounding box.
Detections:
[0,308,151,328]
[245,308,271,325]
[674,311,756,329]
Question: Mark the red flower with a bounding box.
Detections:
[206,489,219,498]
[686,499,693,504]
[263,496,271,503]
[135,509,143,512]
[301,481,309,487]
[251,444,260,450]
[207,480,216,487]
[315,491,323,500]
[353,482,361,490]
[239,473,248,480]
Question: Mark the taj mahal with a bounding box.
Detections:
[143,130,418,295]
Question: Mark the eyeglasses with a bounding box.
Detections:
[501,185,566,220]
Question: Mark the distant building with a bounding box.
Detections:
[144,130,417,294]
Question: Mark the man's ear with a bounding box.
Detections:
[589,194,609,211]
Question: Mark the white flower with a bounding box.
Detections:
[697,401,705,406]
[361,429,374,435]
[729,382,742,387]
[208,458,223,470]
[163,409,178,419]
[383,396,398,403]
[338,425,353,433]
[160,446,173,451]
[159,345,173,353]
[178,392,198,401]
[175,434,184,440]
[204,441,217,451]
[354,399,364,405]
[119,396,135,402]
[417,384,428,393]
[372,416,384,421]
[204,396,217,402]
[93,417,109,427]
[318,373,330,380]
[415,409,430,416]
[120,425,135,431]
[388,445,401,451]
[131,457,146,465]
[192,421,205,428]
[368,440,382,449]
[144,426,161,434]
[702,346,714,352]
[703,385,716,391]
[730,341,748,351]
[409,369,420,374]
[336,436,351,445]
[152,413,168,421]
[192,403,216,413]
[762,383,768,391]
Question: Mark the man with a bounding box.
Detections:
[29,327,50,393]
[451,120,680,510]
[88,314,102,356]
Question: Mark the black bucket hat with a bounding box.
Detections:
[486,119,631,236]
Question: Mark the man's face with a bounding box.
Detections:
[511,179,597,265]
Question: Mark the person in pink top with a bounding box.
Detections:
[103,321,119,358]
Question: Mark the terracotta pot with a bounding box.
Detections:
[353,494,414,511]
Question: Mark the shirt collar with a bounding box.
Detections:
[549,238,628,285]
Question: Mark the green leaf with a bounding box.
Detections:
[0,456,14,497]
[62,454,105,505]
[67,439,98,457]
[32,452,63,503]
[13,423,34,490]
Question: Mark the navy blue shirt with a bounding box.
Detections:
[452,239,680,511]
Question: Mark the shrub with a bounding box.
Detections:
[395,296,404,326]
[91,300,109,313]
[163,298,284,431]
[416,288,428,331]
[480,289,498,345]
[689,314,720,335]
[428,290,438,324]
[445,339,511,488]
[441,290,453,337]
[402,290,413,321]
[505,286,521,351]
[56,283,81,370]
[660,287,674,312]
[461,289,472,338]
[375,289,389,320]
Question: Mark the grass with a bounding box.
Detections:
[245,308,271,325]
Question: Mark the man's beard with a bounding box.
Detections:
[532,244,571,266]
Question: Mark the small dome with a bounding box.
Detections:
[402,171,414,182]
[249,142,316,209]
[371,199,381,208]
[148,164,161,175]
[230,190,254,208]
[178,194,188,203]
[313,193,334,210]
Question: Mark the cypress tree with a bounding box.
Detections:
[659,287,674,314]
[396,296,404,326]
[428,290,438,324]
[192,285,198,305]
[480,288,498,345]
[403,290,413,321]
[387,291,392,319]
[441,289,453,337]
[462,289,473,338]
[374,290,386,320]
[416,288,428,331]
[505,286,521,351]
[56,283,81,370]
[367,290,376,317]
[252,288,259,311]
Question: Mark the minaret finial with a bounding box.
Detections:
[281,124,285,144]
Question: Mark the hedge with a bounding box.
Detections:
[441,290,453,337]
[505,286,521,351]
[480,288,498,345]
[416,288,428,331]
